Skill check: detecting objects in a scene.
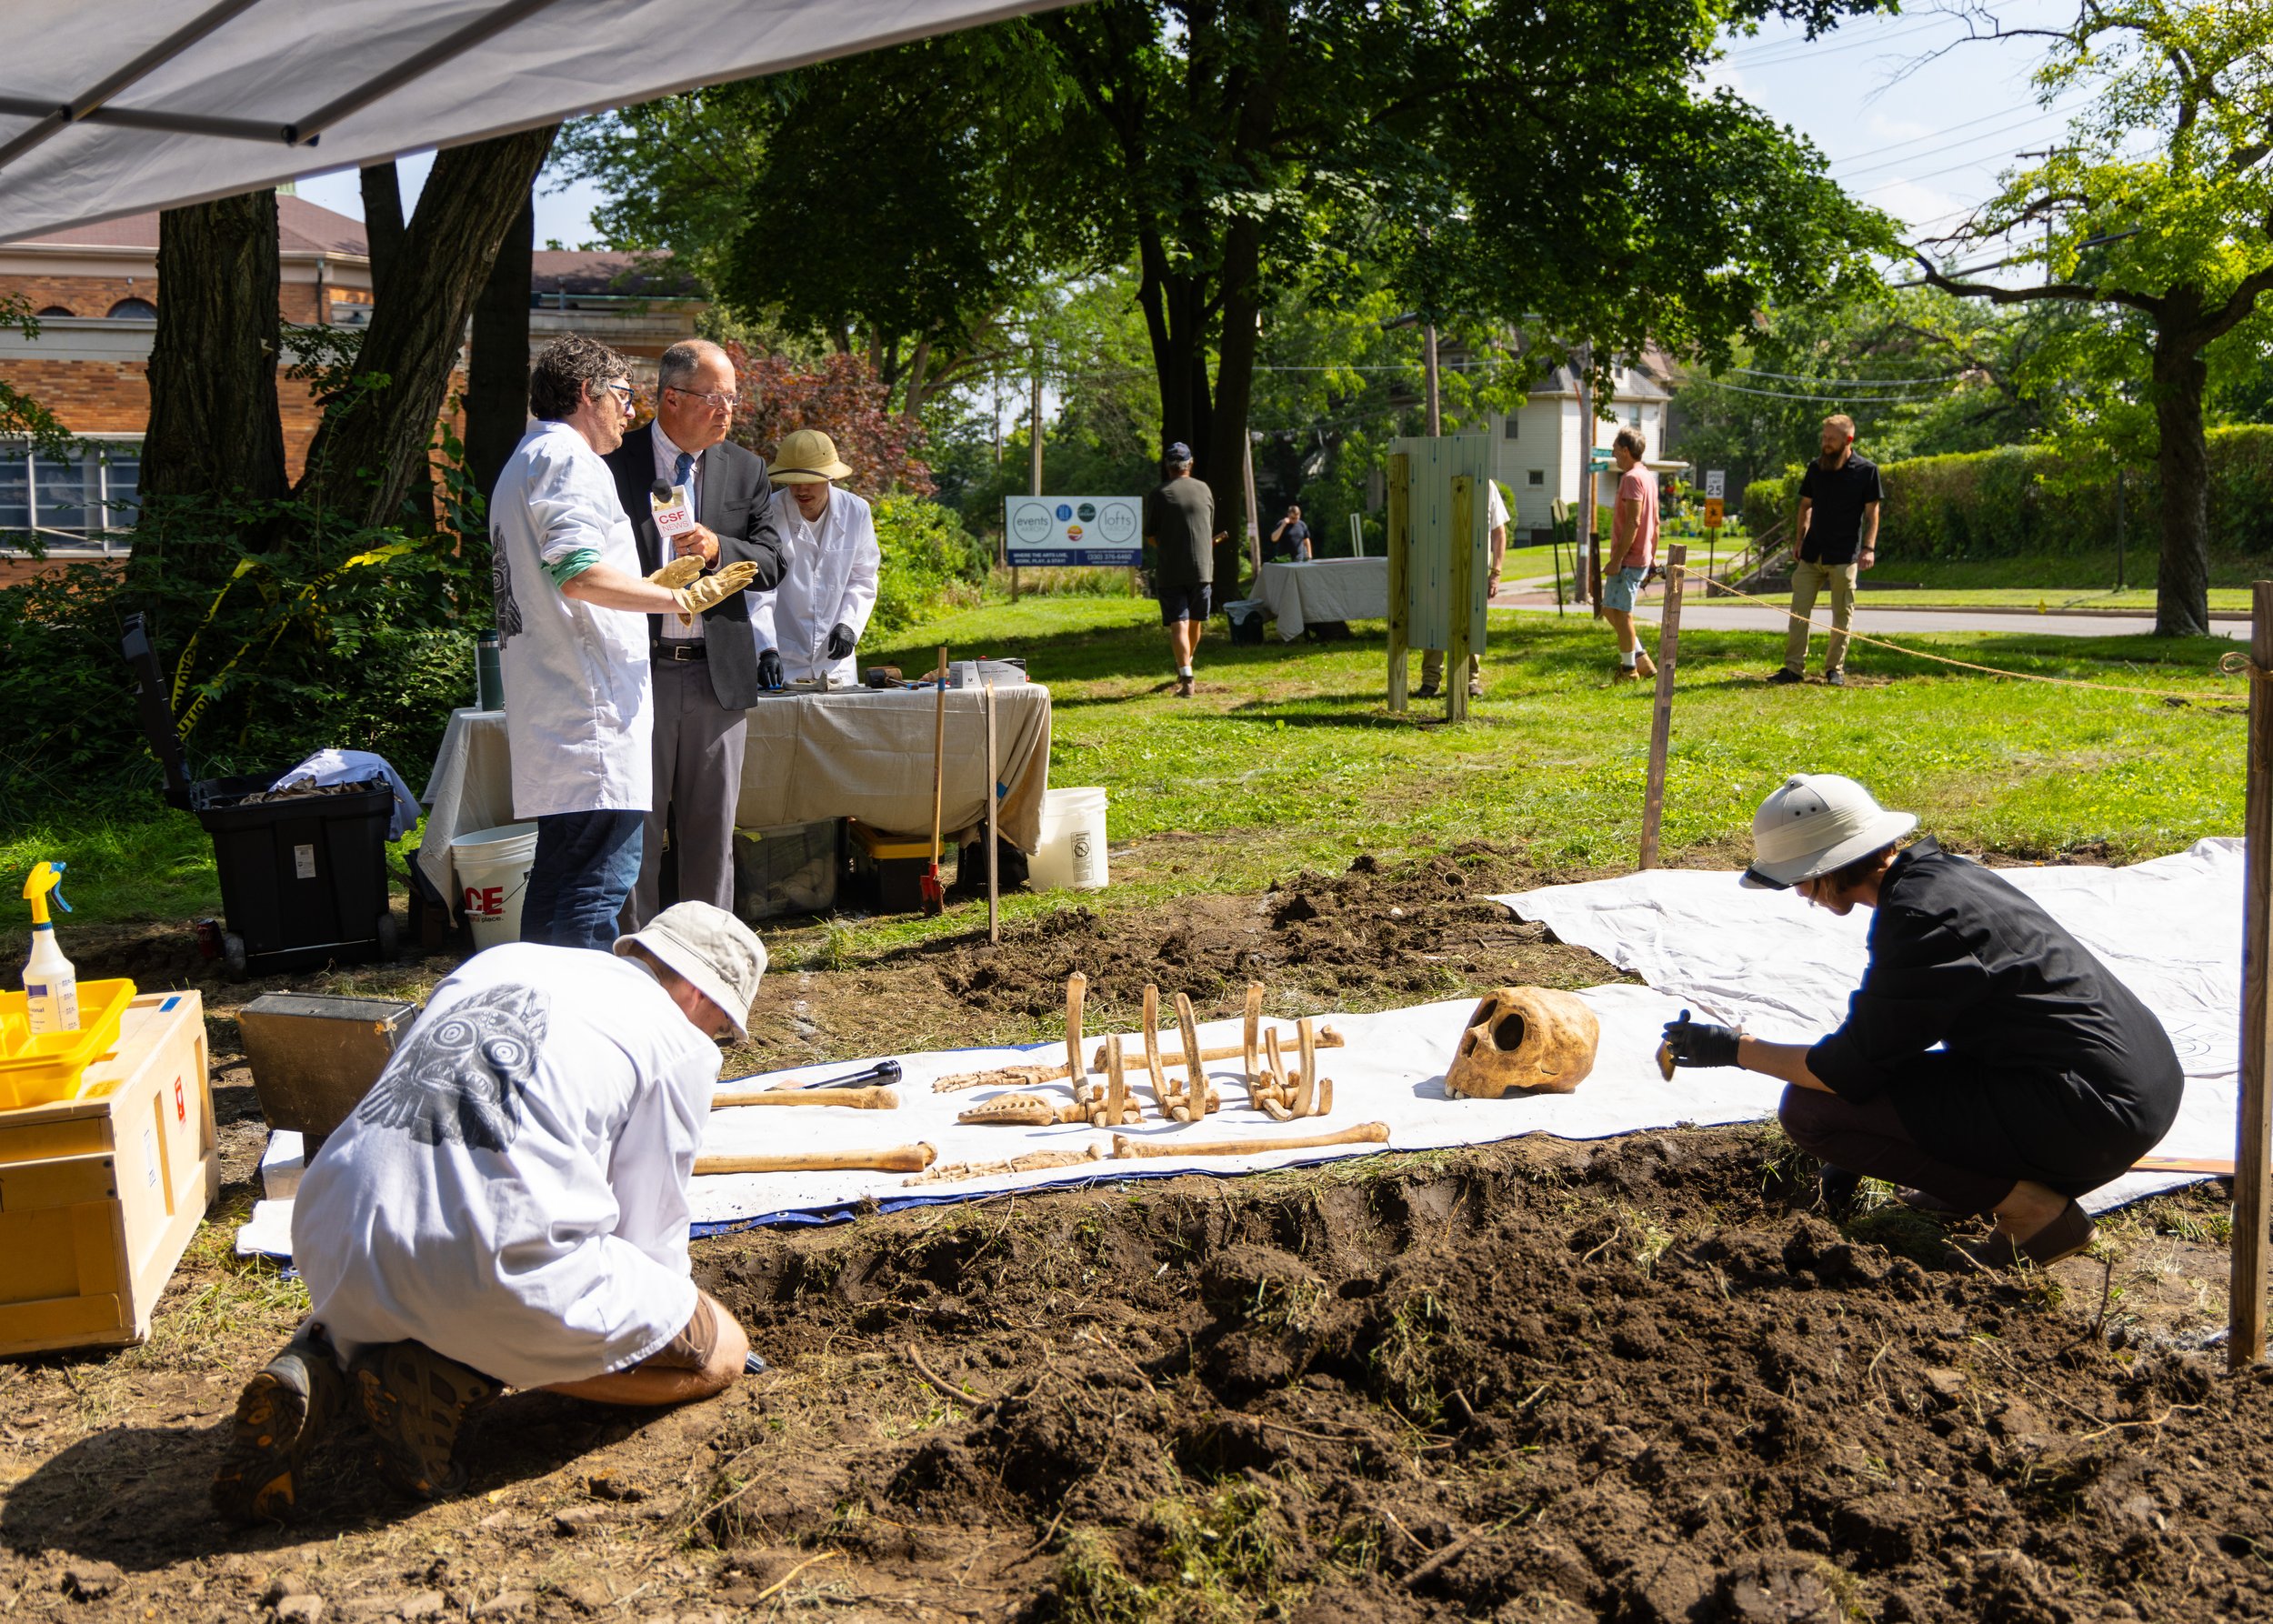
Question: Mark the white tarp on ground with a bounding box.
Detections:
[1494,838,2244,1212]
[235,981,1786,1257]
[0,0,1076,242]
[234,839,2240,1258]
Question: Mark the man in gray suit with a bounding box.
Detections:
[605,339,783,929]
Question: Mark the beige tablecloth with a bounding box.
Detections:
[1256,556,1389,640]
[416,687,1054,913]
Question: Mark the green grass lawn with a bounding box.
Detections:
[1741,586,2254,612]
[2,595,2247,938]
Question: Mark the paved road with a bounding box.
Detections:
[1497,597,2244,641]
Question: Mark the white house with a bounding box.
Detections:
[1483,354,1677,541]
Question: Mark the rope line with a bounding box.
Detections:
[1663,562,2246,704]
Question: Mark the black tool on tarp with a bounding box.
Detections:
[790,1058,904,1091]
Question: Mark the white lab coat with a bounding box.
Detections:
[292,945,720,1388]
[489,420,652,817]
[750,486,880,687]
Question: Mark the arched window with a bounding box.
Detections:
[105,297,156,321]
[35,306,72,317]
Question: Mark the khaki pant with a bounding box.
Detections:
[1419,647,1480,692]
[1784,560,1857,675]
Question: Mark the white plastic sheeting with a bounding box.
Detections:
[0,0,1072,241]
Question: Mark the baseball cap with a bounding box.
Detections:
[614,902,767,1039]
[1741,773,1917,890]
[1164,441,1192,463]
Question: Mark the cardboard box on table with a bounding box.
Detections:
[0,992,216,1354]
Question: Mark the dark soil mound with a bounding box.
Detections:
[696,1127,2258,1621]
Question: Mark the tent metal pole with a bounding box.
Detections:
[287,0,567,144]
[0,0,264,172]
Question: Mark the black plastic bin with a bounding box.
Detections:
[192,777,397,977]
[121,613,399,978]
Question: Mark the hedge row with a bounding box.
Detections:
[1740,425,2273,560]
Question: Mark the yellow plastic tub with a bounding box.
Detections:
[0,978,139,1108]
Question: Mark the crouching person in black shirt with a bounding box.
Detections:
[1661,773,2181,1268]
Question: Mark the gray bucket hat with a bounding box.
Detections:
[613,902,766,1040]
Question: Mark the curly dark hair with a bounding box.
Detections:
[528,334,630,421]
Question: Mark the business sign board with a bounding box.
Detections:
[1004,496,1142,566]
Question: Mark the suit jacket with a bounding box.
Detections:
[603,425,784,711]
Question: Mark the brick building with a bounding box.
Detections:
[0,196,706,566]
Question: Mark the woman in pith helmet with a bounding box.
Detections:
[1659,773,2182,1267]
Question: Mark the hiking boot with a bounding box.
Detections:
[212,1324,345,1525]
[1467,680,1484,699]
[1175,675,1195,698]
[352,1340,500,1501]
[1767,667,1803,686]
[1824,667,1847,687]
[1612,663,1640,682]
[1413,681,1441,700]
[1634,650,1657,679]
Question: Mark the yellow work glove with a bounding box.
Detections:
[647,555,707,591]
[670,559,760,625]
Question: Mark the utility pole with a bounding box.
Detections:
[2018,147,2074,271]
[1028,366,1043,498]
[1424,320,1442,436]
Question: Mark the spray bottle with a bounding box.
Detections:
[21,862,78,1035]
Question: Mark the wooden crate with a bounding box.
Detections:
[0,991,217,1355]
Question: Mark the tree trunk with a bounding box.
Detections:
[466,192,536,524]
[901,334,933,422]
[2150,328,2211,637]
[137,189,287,590]
[359,163,406,303]
[296,125,556,531]
[1205,215,1265,591]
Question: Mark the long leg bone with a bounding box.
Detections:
[1173,993,1207,1122]
[713,1087,899,1110]
[1110,1122,1389,1159]
[1091,1026,1344,1075]
[1243,984,1264,1088]
[696,1144,936,1175]
[1142,986,1174,1115]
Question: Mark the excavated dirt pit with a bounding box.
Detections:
[5,841,2259,1621]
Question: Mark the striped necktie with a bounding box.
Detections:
[674,450,694,489]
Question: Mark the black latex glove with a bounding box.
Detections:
[756,648,785,690]
[826,622,856,661]
[1660,1008,1740,1069]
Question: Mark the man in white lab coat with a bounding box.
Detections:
[487,336,756,950]
[750,429,881,689]
[212,903,766,1523]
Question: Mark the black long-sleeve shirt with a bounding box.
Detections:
[1807,839,2181,1154]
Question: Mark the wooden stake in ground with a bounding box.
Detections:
[696,1144,936,1176]
[1447,473,1475,723]
[920,646,949,914]
[2232,578,2273,1369]
[984,677,1000,944]
[1638,542,1688,871]
[1387,452,1412,713]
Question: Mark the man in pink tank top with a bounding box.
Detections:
[1605,428,1660,680]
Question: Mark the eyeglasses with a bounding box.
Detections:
[666,386,740,412]
[602,381,635,412]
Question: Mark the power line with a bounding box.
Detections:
[1719,16,1958,68]
[1723,366,1965,385]
[1701,378,1956,403]
[1834,106,2073,182]
[1828,101,2075,171]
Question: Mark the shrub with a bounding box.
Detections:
[1740,425,2273,562]
[869,495,990,633]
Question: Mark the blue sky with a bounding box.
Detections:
[294,2,2080,275]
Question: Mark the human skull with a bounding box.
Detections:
[1443,987,1600,1098]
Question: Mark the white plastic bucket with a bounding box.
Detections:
[451,822,539,950]
[1031,787,1109,891]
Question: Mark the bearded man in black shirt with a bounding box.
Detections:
[1660,773,2182,1268]
[1771,415,1882,687]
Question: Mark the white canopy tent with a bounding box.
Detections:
[0,0,1070,242]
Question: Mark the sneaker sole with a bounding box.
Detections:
[355,1345,497,1501]
[212,1370,312,1524]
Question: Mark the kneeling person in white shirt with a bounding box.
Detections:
[751,429,880,689]
[212,903,766,1524]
